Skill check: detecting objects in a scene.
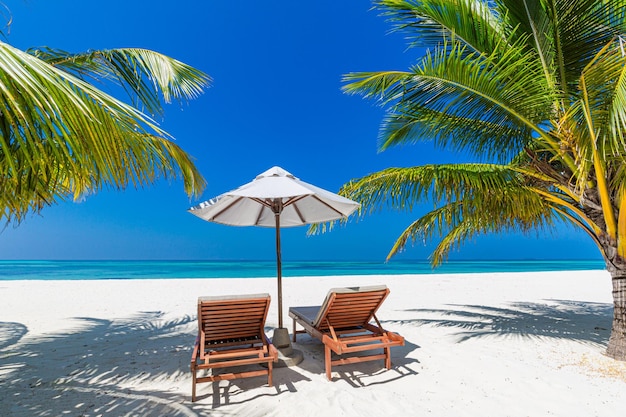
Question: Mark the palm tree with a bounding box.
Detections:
[341,0,626,360]
[0,40,210,225]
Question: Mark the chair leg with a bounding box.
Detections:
[191,369,197,402]
[385,346,391,369]
[325,345,332,380]
[268,361,274,387]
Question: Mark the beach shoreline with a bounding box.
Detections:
[1,270,625,416]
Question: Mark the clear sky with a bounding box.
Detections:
[0,0,601,262]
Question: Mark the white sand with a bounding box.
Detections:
[1,270,625,416]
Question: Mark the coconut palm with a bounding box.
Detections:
[0,40,210,225]
[341,0,626,360]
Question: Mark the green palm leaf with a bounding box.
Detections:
[341,164,555,262]
[340,164,529,211]
[500,0,626,93]
[0,40,208,224]
[344,0,626,361]
[376,0,504,56]
[345,38,553,160]
[27,46,211,116]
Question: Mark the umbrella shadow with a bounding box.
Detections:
[394,299,612,346]
[289,326,420,387]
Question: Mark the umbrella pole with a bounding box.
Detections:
[271,209,303,367]
[275,211,283,329]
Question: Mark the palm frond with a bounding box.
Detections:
[555,0,623,90]
[342,70,413,101]
[558,37,626,207]
[340,164,525,215]
[385,181,556,263]
[341,0,626,267]
[497,0,626,96]
[378,104,534,161]
[0,41,207,224]
[375,0,505,56]
[27,47,211,116]
[345,38,555,161]
[497,0,557,84]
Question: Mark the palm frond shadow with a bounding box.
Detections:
[396,300,612,345]
[0,322,27,350]
[1,312,198,416]
[0,311,315,415]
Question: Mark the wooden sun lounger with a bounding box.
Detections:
[190,293,278,401]
[289,285,404,380]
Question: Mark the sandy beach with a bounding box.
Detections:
[1,270,625,416]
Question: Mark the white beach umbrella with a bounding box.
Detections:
[188,166,360,329]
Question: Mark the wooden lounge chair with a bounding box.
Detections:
[289,285,404,380]
[190,293,278,401]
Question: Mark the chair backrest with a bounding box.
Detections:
[312,285,389,330]
[197,293,271,344]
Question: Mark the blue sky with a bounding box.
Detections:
[0,0,601,262]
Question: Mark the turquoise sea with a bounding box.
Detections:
[0,259,606,281]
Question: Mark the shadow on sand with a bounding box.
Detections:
[0,313,313,416]
[290,321,421,388]
[0,312,421,415]
[396,299,612,346]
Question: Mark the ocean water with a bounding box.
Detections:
[0,259,606,281]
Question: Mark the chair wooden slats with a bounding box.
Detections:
[289,285,405,380]
[190,293,278,401]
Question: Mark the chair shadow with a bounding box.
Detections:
[192,364,311,407]
[289,326,420,387]
[0,312,309,416]
[394,299,613,346]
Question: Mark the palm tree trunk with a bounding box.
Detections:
[605,263,626,360]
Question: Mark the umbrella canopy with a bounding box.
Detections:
[189,166,359,227]
[188,166,360,328]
